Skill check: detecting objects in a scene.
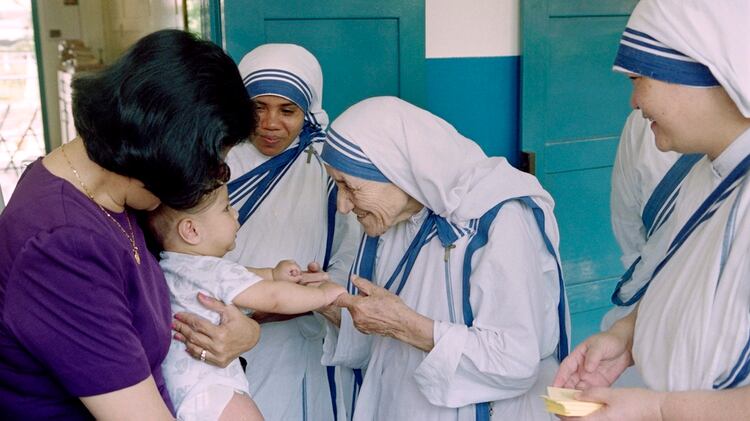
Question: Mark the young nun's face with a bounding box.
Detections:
[629,75,731,158]
[326,166,423,237]
[252,95,305,157]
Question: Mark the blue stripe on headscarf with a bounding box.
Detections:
[244,68,313,105]
[230,64,327,225]
[614,27,719,87]
[321,128,389,183]
[246,79,310,112]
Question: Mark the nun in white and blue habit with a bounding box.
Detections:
[556,1,750,418]
[320,96,569,421]
[609,0,750,394]
[223,44,361,421]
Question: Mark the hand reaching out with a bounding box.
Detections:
[271,260,331,285]
[272,259,302,283]
[553,331,633,390]
[298,261,331,285]
[334,275,435,352]
[317,281,347,304]
[554,309,637,390]
[250,262,334,324]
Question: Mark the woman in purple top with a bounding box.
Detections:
[0,29,260,419]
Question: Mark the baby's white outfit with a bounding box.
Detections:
[159,251,262,421]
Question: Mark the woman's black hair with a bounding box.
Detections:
[72,29,254,209]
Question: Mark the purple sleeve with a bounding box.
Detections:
[4,226,152,397]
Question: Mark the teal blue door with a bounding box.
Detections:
[521,0,638,345]
[219,0,425,121]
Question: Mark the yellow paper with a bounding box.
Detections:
[540,387,602,417]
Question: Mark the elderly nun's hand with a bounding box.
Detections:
[172,292,260,368]
[335,275,435,352]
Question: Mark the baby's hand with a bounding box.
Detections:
[272,259,302,283]
[317,281,347,304]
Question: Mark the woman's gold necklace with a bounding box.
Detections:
[61,144,141,265]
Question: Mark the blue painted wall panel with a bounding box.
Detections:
[426,56,521,167]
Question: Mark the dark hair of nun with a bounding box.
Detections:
[71,29,255,210]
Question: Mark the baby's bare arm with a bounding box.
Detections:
[234,280,345,314]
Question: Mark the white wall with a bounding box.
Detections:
[425,0,519,58]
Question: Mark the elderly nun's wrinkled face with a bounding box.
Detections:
[252,95,305,157]
[326,166,423,237]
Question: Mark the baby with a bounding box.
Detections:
[147,184,346,421]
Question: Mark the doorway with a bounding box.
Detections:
[0,0,45,203]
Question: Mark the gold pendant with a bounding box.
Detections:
[134,249,141,265]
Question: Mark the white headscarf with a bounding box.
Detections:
[238,43,329,133]
[322,96,556,226]
[229,44,329,224]
[614,0,750,117]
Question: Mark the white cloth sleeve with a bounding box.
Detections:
[611,112,650,268]
[213,259,264,305]
[327,210,361,286]
[320,196,366,366]
[413,201,561,407]
[611,111,680,269]
[322,308,373,369]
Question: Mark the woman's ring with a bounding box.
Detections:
[200,349,207,362]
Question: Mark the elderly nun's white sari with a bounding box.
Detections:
[224,44,360,421]
[612,0,750,392]
[321,97,569,420]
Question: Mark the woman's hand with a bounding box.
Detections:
[553,331,633,390]
[172,292,260,368]
[335,275,434,352]
[554,309,637,389]
[558,387,665,421]
[298,261,330,285]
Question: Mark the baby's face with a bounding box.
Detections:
[198,185,240,257]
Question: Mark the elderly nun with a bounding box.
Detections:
[215,44,359,420]
[319,96,569,420]
[553,1,750,419]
